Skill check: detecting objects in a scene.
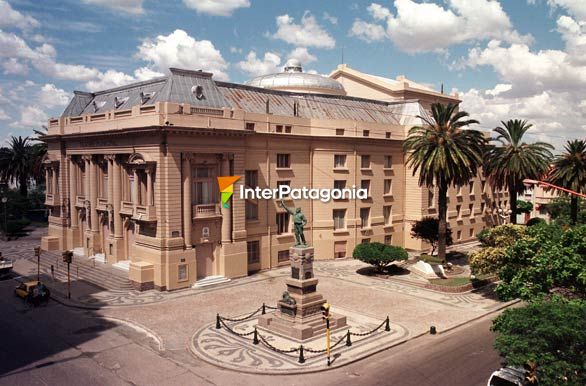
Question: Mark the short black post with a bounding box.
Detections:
[298,345,305,363]
[253,327,259,345]
[430,325,437,335]
[215,313,221,329]
[262,303,266,315]
[346,330,352,347]
[385,316,391,332]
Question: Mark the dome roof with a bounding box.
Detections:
[245,60,346,96]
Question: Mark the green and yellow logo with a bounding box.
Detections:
[217,176,241,208]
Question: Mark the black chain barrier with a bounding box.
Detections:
[215,306,391,364]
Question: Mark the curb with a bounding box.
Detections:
[187,301,520,375]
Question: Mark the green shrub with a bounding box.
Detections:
[3,218,31,234]
[516,199,533,214]
[353,242,408,272]
[476,228,490,246]
[526,217,546,227]
[478,224,526,248]
[469,247,507,275]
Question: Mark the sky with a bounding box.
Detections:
[0,0,584,150]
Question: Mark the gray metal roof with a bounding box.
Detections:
[60,67,426,126]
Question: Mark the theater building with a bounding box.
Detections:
[41,60,509,291]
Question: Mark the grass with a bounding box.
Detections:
[429,277,471,287]
[420,254,444,264]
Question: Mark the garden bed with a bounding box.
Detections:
[426,275,498,293]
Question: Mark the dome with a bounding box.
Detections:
[245,62,346,96]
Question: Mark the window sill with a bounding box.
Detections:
[276,233,294,239]
[333,229,350,235]
[383,193,393,198]
[360,168,372,172]
[383,167,393,171]
[333,168,349,172]
[276,167,292,171]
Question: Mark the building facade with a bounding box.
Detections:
[41,64,509,291]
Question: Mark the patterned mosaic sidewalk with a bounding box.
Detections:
[190,306,410,374]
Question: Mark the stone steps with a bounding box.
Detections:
[38,252,134,291]
[192,275,231,288]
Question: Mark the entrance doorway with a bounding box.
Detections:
[196,243,214,279]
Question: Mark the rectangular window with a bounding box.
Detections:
[278,250,289,263]
[334,241,346,259]
[276,212,289,234]
[360,155,371,169]
[457,204,462,219]
[178,264,188,281]
[334,154,347,168]
[384,155,393,169]
[481,180,486,193]
[481,202,486,214]
[245,201,258,220]
[333,209,346,230]
[245,122,255,131]
[469,228,474,238]
[384,179,392,195]
[193,167,215,205]
[276,154,290,168]
[334,180,346,190]
[360,207,370,228]
[457,230,462,240]
[285,125,292,133]
[385,132,392,139]
[363,130,370,137]
[428,189,434,208]
[276,125,283,133]
[469,203,474,217]
[469,181,475,194]
[362,238,370,244]
[245,170,258,188]
[384,235,392,245]
[361,180,370,197]
[336,128,344,136]
[247,241,260,264]
[277,180,290,197]
[384,205,392,225]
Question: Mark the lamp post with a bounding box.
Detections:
[34,247,41,282]
[1,197,7,241]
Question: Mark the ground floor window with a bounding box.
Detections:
[276,212,289,234]
[384,235,392,245]
[334,241,346,259]
[278,250,289,263]
[178,264,188,281]
[247,241,260,264]
[333,209,346,230]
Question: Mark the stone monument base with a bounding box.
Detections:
[257,246,347,341]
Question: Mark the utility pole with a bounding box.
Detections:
[321,303,331,366]
[62,250,73,299]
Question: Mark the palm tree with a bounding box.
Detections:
[404,102,485,262]
[547,139,586,225]
[484,120,553,224]
[0,136,46,196]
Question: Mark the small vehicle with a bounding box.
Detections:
[0,257,13,278]
[487,366,537,386]
[14,280,50,306]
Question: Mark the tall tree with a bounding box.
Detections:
[547,139,586,225]
[404,102,485,262]
[0,136,46,196]
[484,120,553,224]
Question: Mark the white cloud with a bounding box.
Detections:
[271,11,336,49]
[0,1,40,30]
[368,3,392,20]
[37,83,71,108]
[548,0,586,21]
[137,29,229,80]
[349,19,386,42]
[12,105,48,129]
[350,0,532,53]
[288,47,316,65]
[183,0,250,16]
[229,46,242,54]
[237,51,281,77]
[323,12,338,25]
[0,108,9,120]
[2,58,28,75]
[133,66,165,81]
[81,0,144,15]
[485,83,512,97]
[556,15,586,65]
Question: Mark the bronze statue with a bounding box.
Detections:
[279,199,307,247]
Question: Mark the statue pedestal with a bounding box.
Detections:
[257,246,347,340]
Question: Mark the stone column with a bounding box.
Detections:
[45,169,50,194]
[89,157,98,232]
[107,157,114,205]
[69,157,78,228]
[220,154,232,244]
[146,168,153,206]
[52,167,58,198]
[182,154,192,248]
[112,157,122,238]
[84,157,90,199]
